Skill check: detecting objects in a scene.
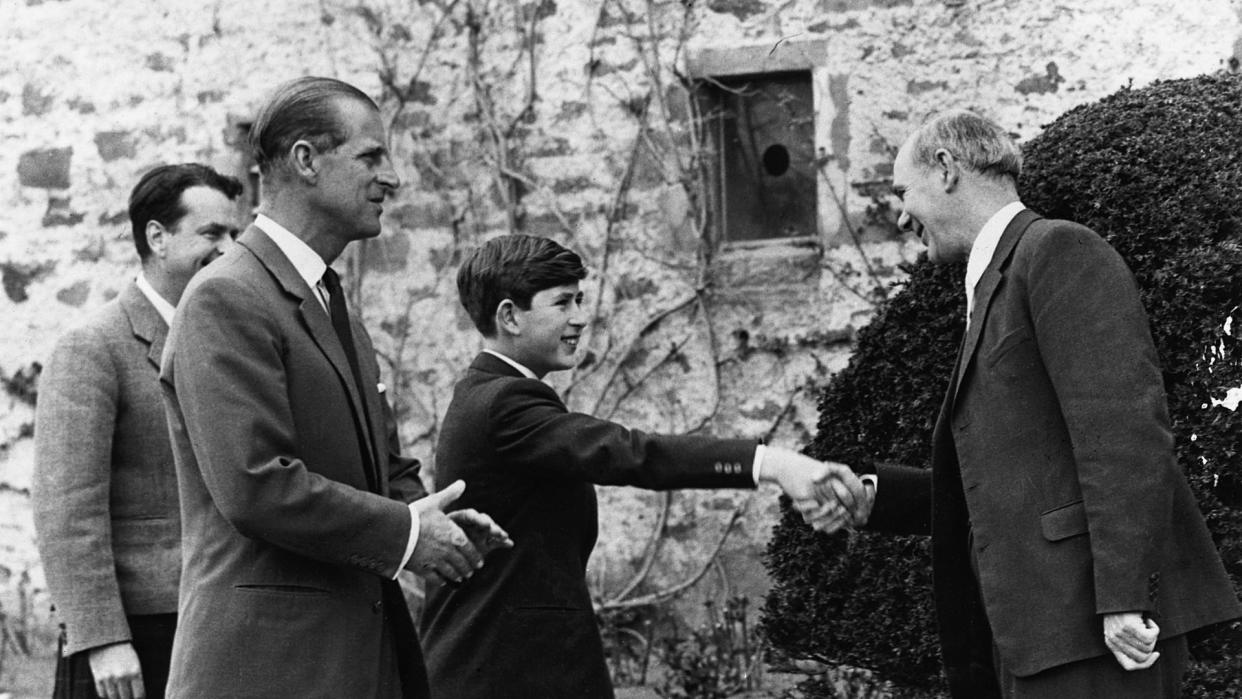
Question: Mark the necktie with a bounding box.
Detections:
[321,267,379,490]
[321,268,365,393]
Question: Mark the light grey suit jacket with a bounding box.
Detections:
[160,225,427,698]
[33,282,181,656]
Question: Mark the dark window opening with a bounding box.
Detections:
[699,71,816,244]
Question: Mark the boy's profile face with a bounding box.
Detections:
[509,282,587,378]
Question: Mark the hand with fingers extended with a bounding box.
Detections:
[448,508,514,557]
[760,447,871,534]
[1103,612,1161,671]
[406,480,486,585]
[88,641,146,699]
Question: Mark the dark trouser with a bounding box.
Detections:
[995,633,1188,699]
[54,614,177,699]
[382,579,429,699]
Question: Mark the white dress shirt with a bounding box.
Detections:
[254,214,419,577]
[965,201,1026,327]
[135,272,176,326]
[254,215,331,311]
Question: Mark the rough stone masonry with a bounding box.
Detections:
[0,0,1238,652]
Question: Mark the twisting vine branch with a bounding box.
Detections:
[815,158,891,303]
[464,0,543,235]
[564,95,653,403]
[586,293,697,417]
[600,334,694,421]
[596,500,748,612]
[605,491,673,603]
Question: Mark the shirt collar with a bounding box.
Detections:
[482,349,538,379]
[134,271,176,326]
[253,214,327,291]
[965,201,1026,321]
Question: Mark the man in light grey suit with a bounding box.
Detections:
[160,76,509,699]
[34,163,244,699]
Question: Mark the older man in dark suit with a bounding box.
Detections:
[842,110,1239,698]
[159,77,509,699]
[34,163,244,699]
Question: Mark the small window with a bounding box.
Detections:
[700,71,816,243]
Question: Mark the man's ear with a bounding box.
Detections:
[934,148,960,192]
[290,140,318,182]
[495,299,521,336]
[146,220,169,259]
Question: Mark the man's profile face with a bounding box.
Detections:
[892,137,969,264]
[310,98,400,242]
[161,185,242,284]
[509,282,587,379]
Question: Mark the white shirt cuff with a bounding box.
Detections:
[751,444,766,486]
[860,473,878,495]
[396,502,421,579]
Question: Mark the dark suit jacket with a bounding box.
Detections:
[33,282,181,656]
[868,210,1240,697]
[420,352,757,698]
[160,226,428,699]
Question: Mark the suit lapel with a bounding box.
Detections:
[121,282,168,370]
[238,227,381,482]
[952,209,1040,403]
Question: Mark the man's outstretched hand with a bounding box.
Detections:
[407,480,483,584]
[760,447,873,534]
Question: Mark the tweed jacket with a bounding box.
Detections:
[868,210,1240,697]
[160,225,428,698]
[33,282,181,656]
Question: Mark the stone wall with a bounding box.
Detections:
[1,0,1238,654]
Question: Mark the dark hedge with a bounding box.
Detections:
[762,73,1242,697]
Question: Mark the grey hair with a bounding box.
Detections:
[910,110,1022,183]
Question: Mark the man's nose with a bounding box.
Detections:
[377,157,401,191]
[897,210,912,232]
[216,234,238,254]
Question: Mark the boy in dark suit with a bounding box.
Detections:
[420,234,868,698]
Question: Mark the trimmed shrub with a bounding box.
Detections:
[762,72,1242,697]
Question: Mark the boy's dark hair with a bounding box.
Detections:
[128,163,244,261]
[457,234,587,337]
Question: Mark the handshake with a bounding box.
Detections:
[759,447,874,534]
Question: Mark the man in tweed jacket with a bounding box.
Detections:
[33,164,243,699]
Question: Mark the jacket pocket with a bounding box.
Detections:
[234,583,332,598]
[1040,500,1088,541]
